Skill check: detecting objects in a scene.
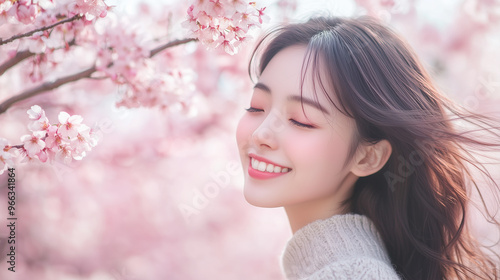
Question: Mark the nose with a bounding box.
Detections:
[251,111,284,150]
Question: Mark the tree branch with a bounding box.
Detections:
[0,66,96,115]
[150,38,197,57]
[0,37,197,115]
[0,14,82,46]
[0,50,35,76]
[0,39,77,76]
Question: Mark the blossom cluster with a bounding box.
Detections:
[114,67,197,110]
[0,0,50,25]
[2,0,267,114]
[92,21,197,110]
[182,0,269,55]
[0,0,108,25]
[0,105,99,174]
[1,0,110,84]
[2,0,109,63]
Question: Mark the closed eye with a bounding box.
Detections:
[290,119,315,129]
[245,107,264,113]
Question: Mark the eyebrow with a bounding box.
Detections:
[253,82,330,115]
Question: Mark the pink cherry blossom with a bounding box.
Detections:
[24,32,47,53]
[226,0,248,13]
[27,105,51,132]
[17,147,33,163]
[28,116,50,132]
[190,0,217,17]
[256,6,269,24]
[73,0,109,20]
[55,143,73,164]
[14,2,39,24]
[27,105,45,120]
[0,0,59,25]
[35,0,55,10]
[232,7,260,28]
[21,131,46,158]
[44,125,62,151]
[71,124,98,160]
[0,138,15,174]
[37,149,49,163]
[182,0,269,54]
[2,105,99,166]
[0,1,14,14]
[58,111,83,139]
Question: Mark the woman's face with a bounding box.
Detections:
[236,45,360,213]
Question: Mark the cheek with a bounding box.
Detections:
[284,132,351,173]
[236,115,254,150]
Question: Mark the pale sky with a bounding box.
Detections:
[105,0,453,28]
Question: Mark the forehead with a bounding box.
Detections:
[260,45,306,84]
[258,45,336,105]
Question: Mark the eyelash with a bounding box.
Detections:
[289,119,315,129]
[245,107,263,113]
[245,107,315,129]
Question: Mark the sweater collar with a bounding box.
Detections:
[282,213,391,279]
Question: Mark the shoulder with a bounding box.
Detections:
[305,257,401,280]
[282,214,400,280]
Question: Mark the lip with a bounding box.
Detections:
[249,153,291,169]
[247,153,291,180]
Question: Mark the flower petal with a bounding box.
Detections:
[58,111,70,124]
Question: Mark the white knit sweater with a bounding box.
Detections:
[281,213,401,280]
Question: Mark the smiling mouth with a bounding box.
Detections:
[250,157,291,173]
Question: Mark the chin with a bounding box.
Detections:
[243,187,282,208]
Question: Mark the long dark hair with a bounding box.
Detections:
[249,16,500,279]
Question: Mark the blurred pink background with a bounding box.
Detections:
[0,0,499,279]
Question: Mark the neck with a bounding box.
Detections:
[284,173,358,233]
[284,199,349,233]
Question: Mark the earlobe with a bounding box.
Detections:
[351,140,392,177]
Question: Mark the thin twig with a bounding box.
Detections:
[150,38,197,57]
[10,145,24,149]
[0,14,82,46]
[0,37,197,115]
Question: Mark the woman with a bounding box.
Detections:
[236,16,500,279]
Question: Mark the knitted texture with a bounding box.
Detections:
[282,213,401,280]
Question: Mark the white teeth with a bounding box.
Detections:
[266,164,274,172]
[251,158,258,169]
[257,161,266,171]
[251,157,290,173]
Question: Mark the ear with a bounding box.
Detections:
[351,139,392,177]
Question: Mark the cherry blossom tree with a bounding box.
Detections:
[0,0,498,279]
[0,0,268,174]
[0,1,286,279]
